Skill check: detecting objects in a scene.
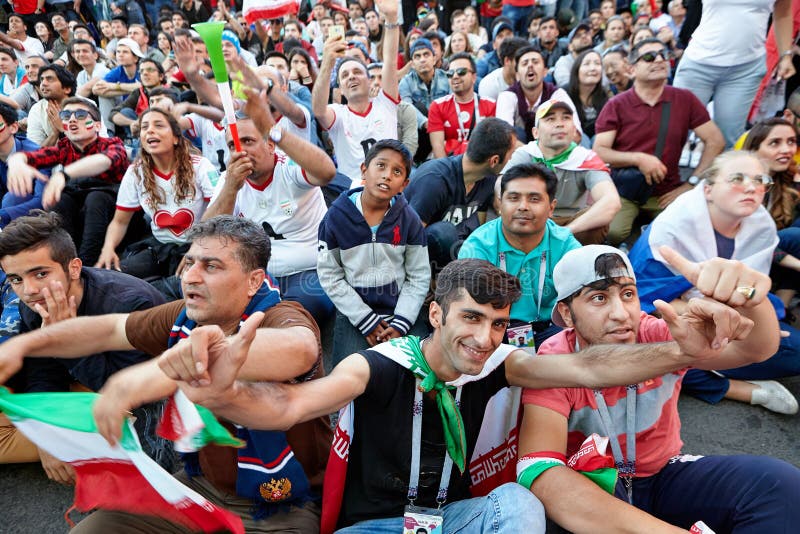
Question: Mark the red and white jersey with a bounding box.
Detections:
[116,155,218,244]
[211,151,327,277]
[427,94,496,156]
[186,114,229,174]
[327,90,399,185]
[277,104,312,143]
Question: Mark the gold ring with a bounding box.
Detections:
[736,286,756,300]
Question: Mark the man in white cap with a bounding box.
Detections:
[91,37,142,135]
[517,244,800,533]
[502,98,620,244]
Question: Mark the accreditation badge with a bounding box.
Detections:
[403,505,443,534]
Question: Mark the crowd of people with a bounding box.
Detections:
[0,0,799,532]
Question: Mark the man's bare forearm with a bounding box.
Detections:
[5,314,133,359]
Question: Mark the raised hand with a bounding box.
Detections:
[659,245,771,308]
[33,281,78,327]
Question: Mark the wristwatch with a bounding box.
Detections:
[269,125,283,144]
[687,175,700,186]
[51,164,70,181]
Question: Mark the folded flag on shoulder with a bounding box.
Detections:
[0,388,245,534]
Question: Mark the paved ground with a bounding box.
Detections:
[2,345,799,533]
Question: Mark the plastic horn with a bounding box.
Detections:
[192,21,242,151]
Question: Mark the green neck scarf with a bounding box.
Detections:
[403,336,467,473]
[532,141,578,170]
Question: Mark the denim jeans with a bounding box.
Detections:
[557,0,588,21]
[501,5,535,37]
[772,227,800,292]
[673,55,768,148]
[336,483,546,534]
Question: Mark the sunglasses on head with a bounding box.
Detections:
[59,109,92,121]
[446,67,472,78]
[635,50,668,63]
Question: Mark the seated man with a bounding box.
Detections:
[0,103,44,228]
[0,211,166,480]
[156,254,777,533]
[405,117,515,271]
[7,97,129,265]
[0,215,330,531]
[204,90,337,326]
[518,244,800,532]
[503,98,620,244]
[459,163,581,349]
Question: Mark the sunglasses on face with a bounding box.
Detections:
[635,50,669,63]
[446,67,473,78]
[59,109,91,121]
[712,172,774,191]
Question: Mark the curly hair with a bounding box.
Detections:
[743,117,800,230]
[135,107,198,212]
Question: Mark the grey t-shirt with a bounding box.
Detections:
[503,142,611,217]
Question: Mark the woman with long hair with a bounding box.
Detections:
[288,47,317,91]
[157,31,174,61]
[743,117,800,310]
[629,150,800,414]
[595,15,625,54]
[34,21,55,54]
[445,31,475,60]
[464,5,489,45]
[98,20,113,49]
[565,49,610,141]
[96,108,217,280]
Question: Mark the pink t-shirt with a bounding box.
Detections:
[522,312,687,477]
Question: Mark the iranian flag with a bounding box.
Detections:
[243,0,300,24]
[0,389,245,534]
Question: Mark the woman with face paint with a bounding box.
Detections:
[96,108,218,282]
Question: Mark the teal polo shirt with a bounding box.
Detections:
[459,218,581,323]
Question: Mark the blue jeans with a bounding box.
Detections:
[501,5,535,37]
[557,0,588,21]
[772,227,800,292]
[275,269,334,327]
[673,55,767,148]
[681,321,800,403]
[621,454,800,532]
[336,483,546,534]
[425,221,462,273]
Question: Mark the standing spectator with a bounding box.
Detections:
[313,0,401,185]
[593,38,725,245]
[0,14,45,64]
[503,98,620,244]
[6,98,129,265]
[428,53,497,158]
[564,49,611,141]
[318,140,430,363]
[496,46,577,143]
[673,0,795,148]
[97,108,217,280]
[405,118,516,270]
[25,64,74,147]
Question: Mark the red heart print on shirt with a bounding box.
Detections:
[153,208,195,237]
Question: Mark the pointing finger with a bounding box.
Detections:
[659,245,700,285]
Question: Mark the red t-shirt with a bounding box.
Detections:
[427,94,496,156]
[12,0,37,14]
[522,312,687,477]
[594,85,710,196]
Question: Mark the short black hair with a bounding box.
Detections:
[0,102,18,126]
[421,31,444,51]
[111,14,128,25]
[448,52,476,72]
[69,38,97,54]
[263,51,289,68]
[0,211,77,272]
[39,64,76,96]
[148,87,179,102]
[0,46,16,61]
[629,37,666,62]
[60,96,101,121]
[500,163,558,201]
[465,118,515,165]
[364,139,413,179]
[514,45,544,68]
[185,216,270,272]
[498,37,530,62]
[539,16,557,26]
[435,259,522,323]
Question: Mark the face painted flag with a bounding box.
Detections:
[243,0,300,25]
[0,389,245,534]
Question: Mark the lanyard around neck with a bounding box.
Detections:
[498,250,547,319]
[407,377,463,507]
[454,96,480,143]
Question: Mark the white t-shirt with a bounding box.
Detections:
[116,155,218,244]
[478,68,510,101]
[77,63,110,88]
[683,0,775,66]
[14,36,44,62]
[327,89,398,185]
[277,104,312,142]
[495,86,582,133]
[186,114,229,173]
[211,151,327,277]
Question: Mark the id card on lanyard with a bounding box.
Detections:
[403,378,463,533]
[577,337,638,504]
[499,251,548,352]
[455,96,481,144]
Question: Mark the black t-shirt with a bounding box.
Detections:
[405,155,496,239]
[339,349,509,527]
[20,267,165,392]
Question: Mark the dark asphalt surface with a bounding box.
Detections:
[1,360,798,533]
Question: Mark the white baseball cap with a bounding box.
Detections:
[116,38,144,58]
[551,245,637,327]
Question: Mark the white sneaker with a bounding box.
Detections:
[749,380,799,414]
